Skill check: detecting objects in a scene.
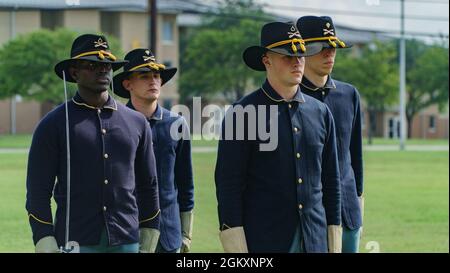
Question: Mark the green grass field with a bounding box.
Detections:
[0,137,448,253]
[0,135,33,148]
[0,134,219,148]
[363,138,449,146]
[1,134,448,148]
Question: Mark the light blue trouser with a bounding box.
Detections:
[342,226,361,253]
[79,229,139,253]
[289,225,361,253]
[155,240,181,253]
[289,225,305,253]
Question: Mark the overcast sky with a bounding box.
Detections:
[255,0,449,39]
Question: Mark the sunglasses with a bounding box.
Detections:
[75,61,112,71]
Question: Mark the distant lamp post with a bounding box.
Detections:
[399,0,407,150]
[10,6,17,135]
[149,0,157,54]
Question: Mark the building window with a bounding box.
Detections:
[429,115,436,132]
[162,20,174,43]
[388,117,400,139]
[41,10,63,30]
[100,12,120,40]
[388,118,394,139]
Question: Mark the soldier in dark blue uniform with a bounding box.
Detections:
[113,49,194,253]
[26,34,160,253]
[297,16,364,253]
[215,22,343,253]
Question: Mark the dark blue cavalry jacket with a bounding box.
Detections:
[215,80,341,253]
[301,76,363,230]
[127,102,194,251]
[26,93,160,247]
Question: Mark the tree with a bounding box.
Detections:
[179,0,273,103]
[404,39,449,138]
[333,40,399,144]
[0,28,123,105]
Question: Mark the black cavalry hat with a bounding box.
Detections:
[296,16,353,49]
[113,48,177,99]
[242,21,323,71]
[54,34,128,82]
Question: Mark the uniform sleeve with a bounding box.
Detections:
[135,120,160,229]
[350,89,364,196]
[26,117,58,245]
[214,107,251,230]
[321,107,342,226]
[174,117,194,212]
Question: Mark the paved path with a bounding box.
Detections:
[0,145,447,154]
[363,145,448,152]
[0,148,29,154]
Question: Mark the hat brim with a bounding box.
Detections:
[306,40,353,50]
[243,43,323,71]
[113,67,178,99]
[54,56,128,83]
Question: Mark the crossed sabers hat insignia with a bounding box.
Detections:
[131,50,165,71]
[323,22,335,36]
[94,38,108,49]
[143,56,155,62]
[267,26,306,54]
[288,26,301,39]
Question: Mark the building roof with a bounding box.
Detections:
[0,0,198,13]
[0,0,390,43]
[335,24,391,44]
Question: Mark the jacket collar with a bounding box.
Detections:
[72,92,118,111]
[126,100,163,121]
[301,76,336,92]
[261,79,305,103]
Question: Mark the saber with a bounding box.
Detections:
[60,71,79,253]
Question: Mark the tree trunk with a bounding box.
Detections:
[406,101,416,139]
[368,109,377,145]
[235,88,244,101]
[406,113,414,139]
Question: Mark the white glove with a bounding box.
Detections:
[219,226,248,253]
[327,225,343,253]
[35,236,59,253]
[359,195,365,237]
[139,228,160,253]
[180,211,194,253]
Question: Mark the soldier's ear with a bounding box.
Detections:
[69,66,78,81]
[262,53,271,67]
[123,79,132,92]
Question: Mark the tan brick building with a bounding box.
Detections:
[0,1,448,139]
[0,0,184,134]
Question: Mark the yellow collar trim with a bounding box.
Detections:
[261,87,305,103]
[72,97,118,111]
[266,38,306,53]
[303,36,346,48]
[151,106,163,121]
[129,62,166,72]
[301,80,336,92]
[72,50,117,61]
[261,87,284,102]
